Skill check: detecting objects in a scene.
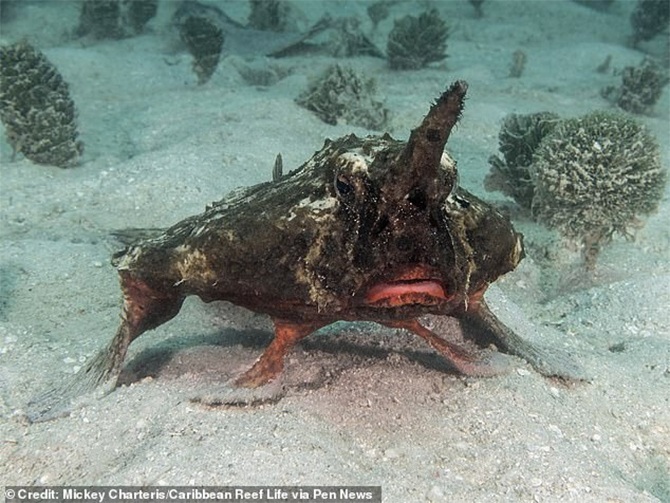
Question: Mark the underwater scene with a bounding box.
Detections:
[0,0,669,501]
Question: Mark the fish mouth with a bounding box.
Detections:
[364,267,449,308]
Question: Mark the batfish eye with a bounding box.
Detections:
[334,173,354,199]
[407,187,427,210]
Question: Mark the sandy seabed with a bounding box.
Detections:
[1,1,669,502]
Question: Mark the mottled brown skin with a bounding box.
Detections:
[27,81,580,422]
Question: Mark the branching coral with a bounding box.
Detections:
[485,112,560,209]
[367,1,397,29]
[178,15,224,85]
[469,0,485,17]
[487,110,666,269]
[386,9,448,70]
[124,0,158,34]
[77,0,121,38]
[77,0,158,39]
[630,0,670,46]
[531,111,666,268]
[247,0,292,32]
[601,58,669,115]
[295,64,388,130]
[0,41,83,168]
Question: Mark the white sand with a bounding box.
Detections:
[1,1,669,501]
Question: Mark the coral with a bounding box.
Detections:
[572,0,614,11]
[530,111,666,268]
[178,15,225,84]
[0,41,83,168]
[0,0,22,23]
[329,17,384,58]
[485,112,560,209]
[295,64,388,130]
[77,0,121,38]
[386,9,448,70]
[247,0,292,32]
[124,0,158,34]
[630,0,670,46]
[469,0,485,17]
[601,58,669,115]
[77,0,157,39]
[367,1,397,29]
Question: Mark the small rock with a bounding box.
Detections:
[426,485,444,501]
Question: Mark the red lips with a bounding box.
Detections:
[365,280,448,306]
[364,265,449,307]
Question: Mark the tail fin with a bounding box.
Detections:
[25,331,127,422]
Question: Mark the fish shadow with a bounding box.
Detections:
[117,324,463,391]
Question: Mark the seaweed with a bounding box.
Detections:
[295,64,388,130]
[0,41,83,168]
[386,9,448,70]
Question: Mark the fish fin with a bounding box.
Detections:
[272,153,283,182]
[191,318,324,406]
[24,342,123,423]
[385,319,513,377]
[462,299,588,381]
[26,277,184,422]
[111,228,165,246]
[231,318,323,387]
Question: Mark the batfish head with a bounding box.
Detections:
[292,81,523,317]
